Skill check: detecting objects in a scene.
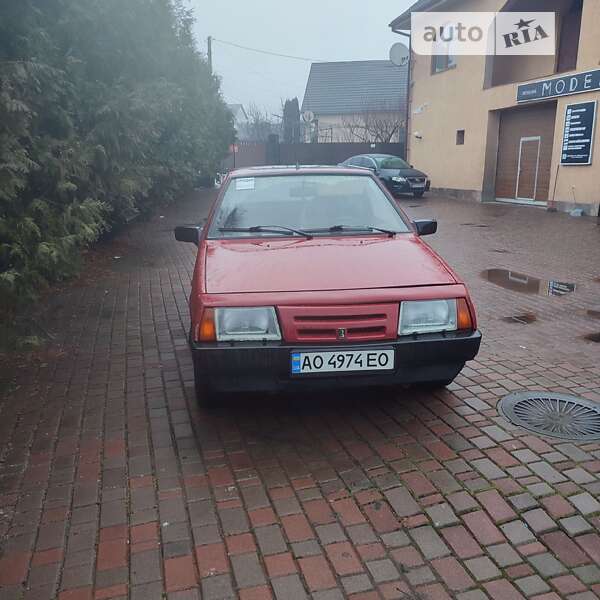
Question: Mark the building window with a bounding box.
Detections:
[431,23,456,74]
[431,53,456,74]
[456,130,465,145]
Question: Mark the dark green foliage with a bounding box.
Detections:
[0,0,234,314]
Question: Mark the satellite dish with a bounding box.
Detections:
[390,42,409,67]
[302,110,315,123]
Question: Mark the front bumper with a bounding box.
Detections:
[191,330,481,393]
[385,179,431,195]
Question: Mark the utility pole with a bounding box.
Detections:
[207,36,213,74]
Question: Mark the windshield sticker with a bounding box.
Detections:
[235,178,255,191]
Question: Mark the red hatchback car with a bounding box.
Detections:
[175,166,481,405]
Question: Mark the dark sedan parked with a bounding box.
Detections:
[340,154,430,198]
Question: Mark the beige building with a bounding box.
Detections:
[390,0,599,215]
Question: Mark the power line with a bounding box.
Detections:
[212,37,324,63]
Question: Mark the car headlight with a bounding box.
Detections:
[392,176,407,183]
[215,307,281,341]
[398,300,457,336]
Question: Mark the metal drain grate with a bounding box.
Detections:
[499,392,600,441]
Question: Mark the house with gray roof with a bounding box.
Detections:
[301,60,408,143]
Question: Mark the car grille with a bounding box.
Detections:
[278,304,399,343]
[407,177,426,184]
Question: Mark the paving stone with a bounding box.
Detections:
[271,575,308,600]
[509,493,539,511]
[513,450,539,464]
[500,520,536,544]
[514,574,550,596]
[569,492,600,516]
[456,592,490,600]
[446,459,470,474]
[312,590,344,600]
[255,525,287,556]
[380,530,410,548]
[464,557,501,582]
[528,462,567,484]
[541,452,566,464]
[291,540,321,558]
[201,574,236,600]
[409,526,450,560]
[573,565,600,585]
[341,574,372,595]
[472,459,505,480]
[429,470,462,494]
[231,553,266,588]
[526,483,555,497]
[315,523,346,545]
[555,444,592,463]
[521,509,556,533]
[384,486,420,518]
[425,503,459,527]
[564,469,596,485]
[527,553,568,578]
[487,543,523,568]
[366,558,400,583]
[405,565,436,586]
[560,515,593,536]
[346,523,377,545]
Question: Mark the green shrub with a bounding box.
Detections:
[0,0,234,317]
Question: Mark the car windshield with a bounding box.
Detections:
[209,174,410,238]
[377,157,410,170]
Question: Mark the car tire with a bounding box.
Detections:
[421,378,455,389]
[413,191,425,198]
[192,351,218,409]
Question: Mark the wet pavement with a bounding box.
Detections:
[1,190,600,600]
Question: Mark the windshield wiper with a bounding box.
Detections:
[218,225,313,239]
[306,224,398,237]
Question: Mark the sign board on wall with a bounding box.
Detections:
[517,69,600,103]
[561,100,597,166]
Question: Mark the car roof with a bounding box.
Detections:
[229,165,373,178]
[358,154,399,159]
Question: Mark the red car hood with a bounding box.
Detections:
[204,235,456,294]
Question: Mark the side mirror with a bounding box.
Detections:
[413,219,437,236]
[174,224,203,244]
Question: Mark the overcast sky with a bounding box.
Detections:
[192,0,412,115]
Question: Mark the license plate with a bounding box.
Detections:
[291,349,395,375]
[411,183,425,188]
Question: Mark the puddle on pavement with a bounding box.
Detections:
[481,269,576,297]
[501,312,537,324]
[587,309,600,320]
[491,248,511,254]
[461,223,489,228]
[584,332,600,343]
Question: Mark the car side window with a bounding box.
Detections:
[363,157,377,171]
[354,157,366,168]
[347,156,359,167]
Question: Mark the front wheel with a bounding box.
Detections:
[420,378,455,389]
[413,191,425,198]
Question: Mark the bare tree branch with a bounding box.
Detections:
[339,100,404,143]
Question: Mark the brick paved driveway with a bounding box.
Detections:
[1,190,600,600]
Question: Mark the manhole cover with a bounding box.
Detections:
[499,392,600,440]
